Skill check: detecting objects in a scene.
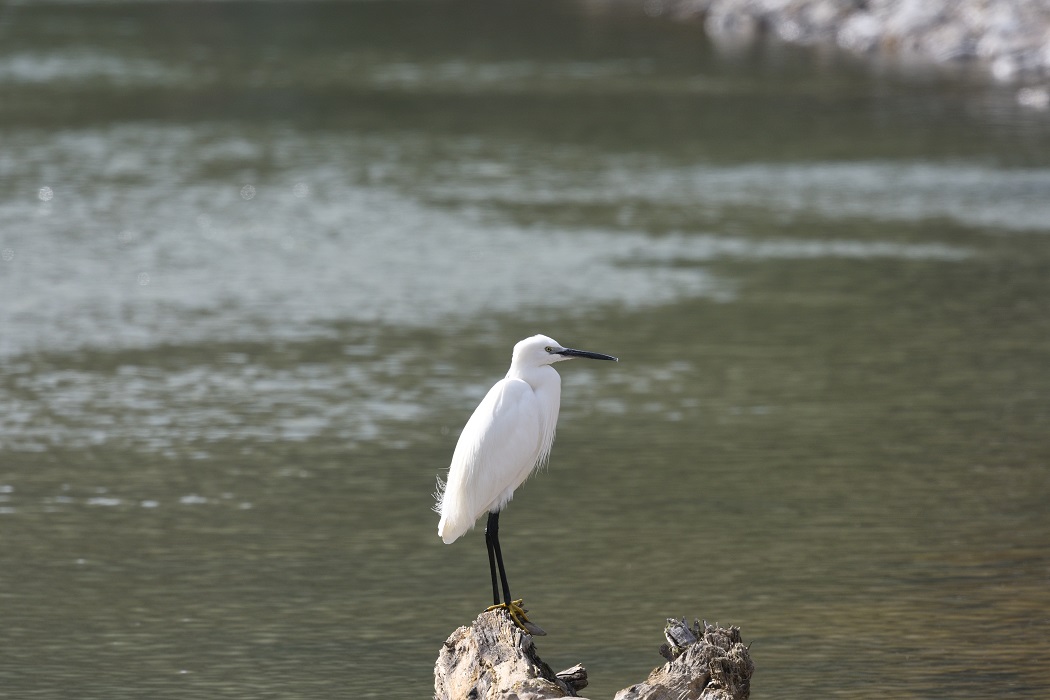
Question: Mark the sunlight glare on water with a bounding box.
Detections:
[0,126,999,359]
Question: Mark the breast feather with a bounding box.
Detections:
[436,378,542,544]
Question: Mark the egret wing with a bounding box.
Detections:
[437,377,543,544]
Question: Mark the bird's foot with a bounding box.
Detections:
[486,599,547,636]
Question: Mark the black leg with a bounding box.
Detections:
[488,511,513,606]
[484,511,544,636]
[485,512,501,606]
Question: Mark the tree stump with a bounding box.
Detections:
[614,618,754,700]
[435,612,752,700]
[434,609,581,699]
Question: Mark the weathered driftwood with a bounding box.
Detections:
[615,618,753,700]
[434,611,752,700]
[434,609,580,699]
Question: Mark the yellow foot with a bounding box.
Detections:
[486,599,547,636]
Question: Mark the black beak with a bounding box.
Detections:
[557,348,618,362]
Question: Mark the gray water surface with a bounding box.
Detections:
[2,1,1049,698]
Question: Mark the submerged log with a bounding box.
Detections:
[434,610,752,700]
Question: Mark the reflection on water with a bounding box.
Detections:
[0,124,994,358]
[1,352,423,453]
[2,125,733,356]
[433,157,1050,232]
[2,1,1050,699]
[0,50,186,85]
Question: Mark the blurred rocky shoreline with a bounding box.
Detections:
[651,0,1050,90]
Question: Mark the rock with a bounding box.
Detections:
[435,611,752,700]
[655,0,1050,82]
[837,12,882,53]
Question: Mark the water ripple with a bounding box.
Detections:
[0,127,981,360]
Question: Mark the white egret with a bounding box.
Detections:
[435,334,618,634]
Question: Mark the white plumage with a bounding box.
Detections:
[434,334,617,634]
[435,334,616,543]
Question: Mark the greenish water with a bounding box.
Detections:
[2,1,1049,698]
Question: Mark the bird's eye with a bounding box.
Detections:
[544,346,553,353]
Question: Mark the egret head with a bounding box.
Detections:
[512,334,618,368]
